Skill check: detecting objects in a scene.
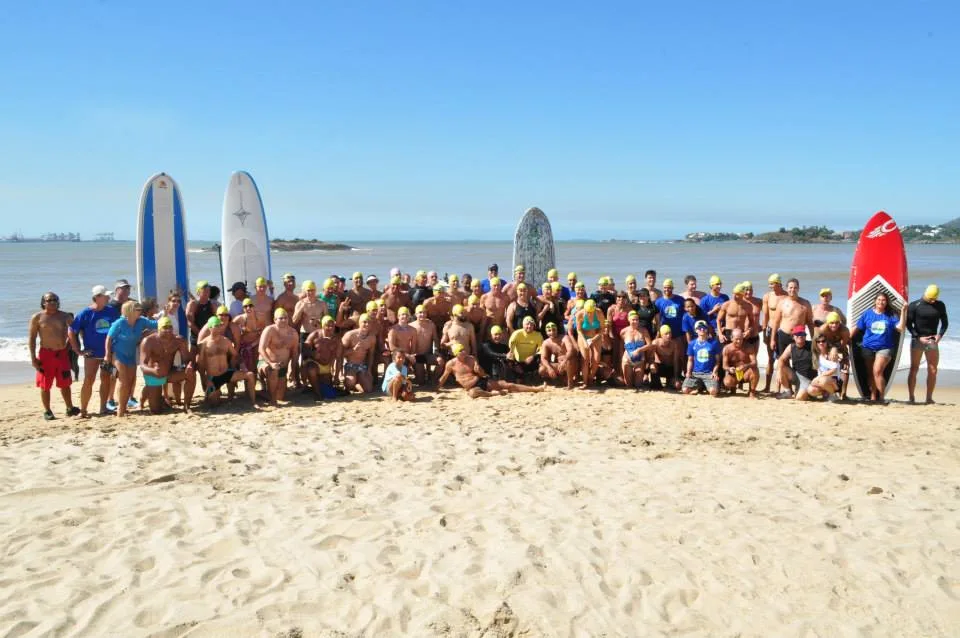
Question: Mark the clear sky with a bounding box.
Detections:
[1,1,957,241]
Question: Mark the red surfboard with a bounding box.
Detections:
[847,211,909,399]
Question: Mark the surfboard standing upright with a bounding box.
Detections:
[221,171,271,290]
[512,207,556,288]
[136,173,189,337]
[847,210,909,400]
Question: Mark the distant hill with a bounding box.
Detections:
[942,217,960,230]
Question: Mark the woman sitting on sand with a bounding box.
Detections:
[799,337,840,401]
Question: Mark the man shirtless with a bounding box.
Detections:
[539,322,577,389]
[232,297,266,377]
[682,275,705,305]
[740,282,763,353]
[480,277,508,337]
[649,325,684,391]
[251,277,275,327]
[341,314,378,393]
[761,273,788,392]
[258,308,300,406]
[29,292,79,420]
[441,304,477,356]
[446,276,465,306]
[381,276,412,324]
[716,283,755,345]
[198,317,257,406]
[387,307,418,367]
[813,288,846,327]
[410,305,443,384]
[501,265,527,301]
[768,278,815,366]
[273,273,301,384]
[347,272,372,312]
[292,280,328,384]
[303,316,342,398]
[721,329,759,398]
[139,316,196,413]
[423,283,453,328]
[464,294,486,343]
[438,343,545,398]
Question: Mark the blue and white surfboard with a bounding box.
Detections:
[136,172,190,337]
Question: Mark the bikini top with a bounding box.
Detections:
[580,310,601,332]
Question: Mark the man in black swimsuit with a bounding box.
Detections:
[906,284,949,404]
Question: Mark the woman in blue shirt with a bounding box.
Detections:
[105,300,158,417]
[850,293,907,402]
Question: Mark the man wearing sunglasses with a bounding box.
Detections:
[30,292,80,420]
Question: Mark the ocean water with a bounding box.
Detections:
[2,240,957,370]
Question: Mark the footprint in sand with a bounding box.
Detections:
[134,557,155,572]
[232,567,250,578]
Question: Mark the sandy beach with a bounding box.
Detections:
[1,378,958,637]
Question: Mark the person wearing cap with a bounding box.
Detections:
[227,282,249,318]
[538,282,565,338]
[272,273,299,320]
[105,300,158,417]
[814,311,852,400]
[813,288,846,327]
[365,274,381,299]
[565,282,588,329]
[741,282,763,347]
[346,272,372,311]
[186,281,216,350]
[566,272,579,302]
[257,308,300,406]
[906,284,949,404]
[446,275,465,307]
[108,279,133,311]
[505,282,538,334]
[698,275,729,333]
[341,313,378,393]
[249,277,274,327]
[441,303,477,359]
[438,341,545,398]
[654,279,685,339]
[775,324,818,399]
[502,265,527,302]
[138,316,196,413]
[546,269,570,304]
[682,275,704,305]
[574,298,606,387]
[410,271,433,309]
[387,307,418,369]
[233,297,266,382]
[380,276,412,324]
[479,263,499,295]
[198,316,258,407]
[68,285,121,417]
[423,282,454,328]
[590,277,616,315]
[29,291,79,420]
[682,320,722,397]
[507,315,544,380]
[539,321,577,388]
[721,329,759,398]
[644,269,662,302]
[649,325,684,391]
[477,325,511,381]
[620,310,655,389]
[303,316,343,398]
[409,305,443,385]
[480,277,508,337]
[760,273,788,392]
[464,292,486,344]
[293,280,328,345]
[715,283,755,346]
[767,279,815,382]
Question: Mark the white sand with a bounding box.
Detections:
[0,382,958,637]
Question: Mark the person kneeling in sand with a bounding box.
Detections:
[649,325,684,391]
[198,317,257,407]
[139,317,196,413]
[341,313,378,393]
[539,322,578,389]
[303,316,342,399]
[721,328,759,398]
[382,350,415,401]
[258,308,299,406]
[438,343,545,398]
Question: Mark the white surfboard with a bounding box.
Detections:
[221,171,271,289]
[513,207,556,288]
[136,172,189,337]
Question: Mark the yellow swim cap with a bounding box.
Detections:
[490,325,503,335]
[522,315,536,326]
[551,282,561,291]
[415,304,425,313]
[358,312,369,322]
[158,316,173,329]
[924,284,940,300]
[584,299,597,311]
[742,280,752,289]
[819,288,831,297]
[365,300,377,312]
[547,268,558,278]
[273,308,288,320]
[768,273,782,284]
[416,270,426,278]
[282,272,295,281]
[662,278,674,287]
[216,305,230,316]
[302,279,316,290]
[452,304,464,316]
[825,311,841,323]
[625,274,636,283]
[468,294,479,304]
[659,324,672,335]
[514,264,525,273]
[450,342,465,355]
[545,321,558,330]
[574,281,585,289]
[709,275,722,286]
[567,272,577,280]
[733,283,745,294]
[390,275,401,285]
[516,282,527,291]
[376,299,385,307]
[255,277,267,287]
[323,278,335,290]
[352,271,363,280]
[449,274,459,281]
[490,277,501,287]
[628,310,638,318]
[398,306,410,316]
[242,297,254,307]
[321,315,334,326]
[196,280,210,292]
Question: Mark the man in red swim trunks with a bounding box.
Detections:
[29,291,80,420]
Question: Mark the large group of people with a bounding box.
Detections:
[28,263,949,419]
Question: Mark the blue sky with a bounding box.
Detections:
[1,1,957,241]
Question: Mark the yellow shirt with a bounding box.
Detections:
[508,329,544,361]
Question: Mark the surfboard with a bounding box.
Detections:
[847,210,909,399]
[221,171,271,290]
[136,172,189,338]
[512,207,556,288]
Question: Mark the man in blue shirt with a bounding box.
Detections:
[699,275,729,332]
[654,278,685,337]
[682,320,721,396]
[68,285,120,417]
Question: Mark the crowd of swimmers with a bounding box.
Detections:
[28,264,949,419]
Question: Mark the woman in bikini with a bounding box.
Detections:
[620,311,655,389]
[574,299,605,387]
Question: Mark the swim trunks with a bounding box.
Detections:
[144,374,167,387]
[775,329,792,357]
[911,338,938,352]
[475,376,490,391]
[344,361,368,375]
[258,360,289,378]
[304,359,332,375]
[36,347,72,391]
[207,369,235,394]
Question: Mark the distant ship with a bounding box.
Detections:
[1,231,82,242]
